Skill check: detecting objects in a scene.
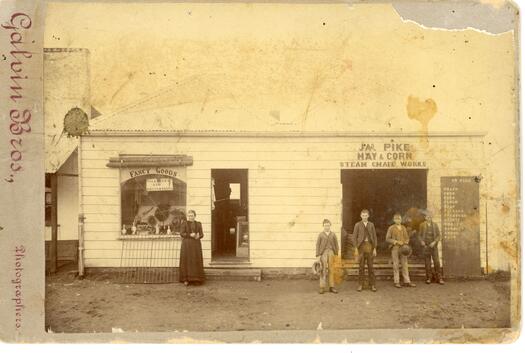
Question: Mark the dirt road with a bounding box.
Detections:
[45,269,510,333]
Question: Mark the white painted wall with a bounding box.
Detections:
[77,134,496,270]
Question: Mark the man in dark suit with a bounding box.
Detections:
[352,209,377,292]
[418,211,444,284]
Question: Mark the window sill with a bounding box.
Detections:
[118,233,182,240]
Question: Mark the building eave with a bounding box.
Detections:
[84,130,488,138]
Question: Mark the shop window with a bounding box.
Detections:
[120,174,187,236]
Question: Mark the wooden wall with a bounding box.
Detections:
[79,134,485,269]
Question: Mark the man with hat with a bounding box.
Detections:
[386,213,416,288]
[315,219,339,294]
[418,211,445,284]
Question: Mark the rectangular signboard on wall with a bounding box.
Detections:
[441,176,481,277]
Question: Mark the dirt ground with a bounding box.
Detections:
[45,269,510,333]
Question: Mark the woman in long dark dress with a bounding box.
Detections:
[179,210,205,285]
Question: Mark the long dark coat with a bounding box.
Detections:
[179,220,205,283]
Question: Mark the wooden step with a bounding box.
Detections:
[208,260,253,268]
[342,258,426,266]
[345,269,427,274]
[204,268,262,281]
[345,268,428,279]
[342,264,426,269]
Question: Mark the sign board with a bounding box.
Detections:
[340,143,427,168]
[146,178,173,191]
[120,166,187,184]
[441,176,480,277]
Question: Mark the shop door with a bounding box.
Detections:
[341,169,427,259]
[441,177,481,277]
[211,169,249,261]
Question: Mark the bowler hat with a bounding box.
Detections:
[400,244,412,256]
[312,260,322,275]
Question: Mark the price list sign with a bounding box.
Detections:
[441,176,480,277]
[146,178,173,191]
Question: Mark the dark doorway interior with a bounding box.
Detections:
[341,169,427,258]
[211,169,249,260]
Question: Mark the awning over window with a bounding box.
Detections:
[106,154,193,168]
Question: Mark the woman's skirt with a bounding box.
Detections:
[179,238,205,283]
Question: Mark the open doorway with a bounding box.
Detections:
[341,169,427,259]
[211,169,249,261]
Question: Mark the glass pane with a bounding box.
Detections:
[120,174,186,235]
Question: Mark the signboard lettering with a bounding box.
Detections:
[341,143,426,168]
[441,176,481,277]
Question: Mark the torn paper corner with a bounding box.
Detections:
[391,0,517,35]
[480,0,515,10]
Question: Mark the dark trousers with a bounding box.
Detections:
[424,245,441,280]
[358,242,375,286]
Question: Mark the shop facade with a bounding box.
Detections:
[78,130,489,277]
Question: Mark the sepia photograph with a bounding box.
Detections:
[0,0,521,345]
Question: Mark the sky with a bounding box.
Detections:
[43,1,516,134]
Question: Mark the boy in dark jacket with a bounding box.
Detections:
[418,211,444,284]
[316,219,339,294]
